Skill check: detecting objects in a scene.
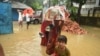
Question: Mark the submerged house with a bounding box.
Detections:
[73,0,100,26]
[11,1,30,21]
[0,1,30,34]
[73,0,100,17]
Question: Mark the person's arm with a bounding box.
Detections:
[50,46,59,56]
[0,44,5,56]
[65,48,71,56]
[44,9,52,21]
[50,51,58,56]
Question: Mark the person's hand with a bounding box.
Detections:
[50,53,56,56]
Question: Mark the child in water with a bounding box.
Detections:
[51,35,70,56]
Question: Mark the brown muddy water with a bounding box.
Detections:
[0,21,100,56]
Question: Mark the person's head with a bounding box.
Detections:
[58,35,67,44]
[17,9,22,12]
[57,35,67,48]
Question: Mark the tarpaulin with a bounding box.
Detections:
[0,2,13,34]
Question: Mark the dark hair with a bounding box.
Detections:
[57,35,67,44]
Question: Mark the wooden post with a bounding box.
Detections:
[93,8,96,17]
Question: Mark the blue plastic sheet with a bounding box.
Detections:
[0,2,13,34]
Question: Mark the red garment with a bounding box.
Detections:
[23,8,35,17]
[40,21,52,46]
[40,20,64,55]
[40,20,59,46]
[46,25,58,55]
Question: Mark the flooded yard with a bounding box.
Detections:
[0,21,100,56]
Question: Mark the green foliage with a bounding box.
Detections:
[10,0,43,10]
[69,7,78,21]
[65,0,78,20]
[66,0,87,17]
[51,0,58,6]
[30,2,43,10]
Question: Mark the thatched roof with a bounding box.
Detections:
[11,1,31,9]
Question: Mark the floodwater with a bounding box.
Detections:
[0,21,100,56]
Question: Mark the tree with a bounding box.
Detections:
[10,0,43,10]
[71,0,87,16]
[66,0,87,23]
[30,2,42,10]
[25,0,43,10]
[51,0,59,6]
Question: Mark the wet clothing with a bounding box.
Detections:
[25,13,31,29]
[26,13,30,22]
[40,21,52,46]
[18,12,23,22]
[40,20,63,46]
[40,6,67,55]
[54,47,70,56]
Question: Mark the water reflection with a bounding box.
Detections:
[0,22,100,56]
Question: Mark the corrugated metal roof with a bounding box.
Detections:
[11,1,31,9]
